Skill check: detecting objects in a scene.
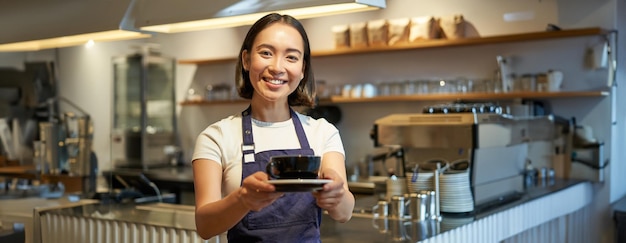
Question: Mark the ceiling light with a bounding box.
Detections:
[136,0,386,33]
[0,0,385,52]
[0,30,149,52]
[0,0,151,52]
[85,40,96,49]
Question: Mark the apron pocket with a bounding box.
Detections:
[246,193,318,230]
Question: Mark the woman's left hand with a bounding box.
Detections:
[312,169,346,210]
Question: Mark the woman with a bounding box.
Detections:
[192,13,355,242]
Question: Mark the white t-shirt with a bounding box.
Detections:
[192,111,345,197]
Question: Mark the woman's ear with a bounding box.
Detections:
[242,50,250,71]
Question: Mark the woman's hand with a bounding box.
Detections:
[314,151,355,223]
[312,169,347,211]
[238,171,284,211]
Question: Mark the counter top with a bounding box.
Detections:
[37,201,196,230]
[0,197,98,243]
[105,166,194,182]
[322,179,592,242]
[36,201,225,243]
[0,165,38,180]
[37,178,591,243]
[104,166,195,204]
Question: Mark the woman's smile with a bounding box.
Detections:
[265,78,288,85]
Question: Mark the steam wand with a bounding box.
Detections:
[139,173,162,203]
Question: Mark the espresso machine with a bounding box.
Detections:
[0,62,98,195]
[371,103,555,213]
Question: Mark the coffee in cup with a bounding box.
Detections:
[266,155,321,179]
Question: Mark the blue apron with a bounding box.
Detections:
[227,106,322,243]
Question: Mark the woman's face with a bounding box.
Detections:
[242,22,305,103]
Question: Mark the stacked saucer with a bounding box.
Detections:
[441,215,474,232]
[439,170,474,213]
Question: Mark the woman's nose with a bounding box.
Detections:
[268,59,285,74]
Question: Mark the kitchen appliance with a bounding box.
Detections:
[0,62,59,164]
[34,96,98,194]
[111,47,178,169]
[62,112,96,179]
[371,103,555,213]
[569,138,606,182]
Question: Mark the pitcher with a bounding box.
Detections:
[547,70,564,91]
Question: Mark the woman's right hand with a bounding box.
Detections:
[238,171,284,211]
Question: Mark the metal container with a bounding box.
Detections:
[389,195,408,219]
[38,122,62,174]
[410,192,429,221]
[64,113,94,176]
[372,200,389,217]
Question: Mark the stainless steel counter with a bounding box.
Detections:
[321,179,591,243]
[104,166,195,204]
[36,178,590,243]
[38,201,225,243]
[41,202,197,230]
[0,197,98,243]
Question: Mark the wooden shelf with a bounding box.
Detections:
[177,26,611,106]
[177,27,608,65]
[328,90,609,103]
[180,91,608,106]
[0,165,37,180]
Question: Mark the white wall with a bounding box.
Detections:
[0,0,623,241]
[0,0,600,171]
[56,42,148,172]
[610,0,626,204]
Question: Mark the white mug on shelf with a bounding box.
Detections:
[361,83,377,98]
[547,70,563,92]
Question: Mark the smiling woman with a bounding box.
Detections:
[191,13,355,242]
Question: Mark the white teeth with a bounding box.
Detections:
[268,79,284,85]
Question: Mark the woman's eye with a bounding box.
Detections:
[259,51,272,57]
[287,55,299,62]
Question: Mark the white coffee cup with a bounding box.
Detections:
[341,84,352,97]
[361,83,377,98]
[350,84,362,98]
[547,70,563,92]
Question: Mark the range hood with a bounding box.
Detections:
[0,0,150,52]
[0,0,385,52]
[134,0,386,33]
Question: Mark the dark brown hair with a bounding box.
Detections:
[235,13,316,107]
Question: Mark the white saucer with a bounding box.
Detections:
[267,179,332,192]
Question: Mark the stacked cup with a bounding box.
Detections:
[385,176,408,201]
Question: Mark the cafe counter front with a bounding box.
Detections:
[321,179,592,242]
[31,179,591,243]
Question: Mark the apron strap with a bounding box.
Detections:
[289,108,311,150]
[241,106,255,163]
[241,106,312,163]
